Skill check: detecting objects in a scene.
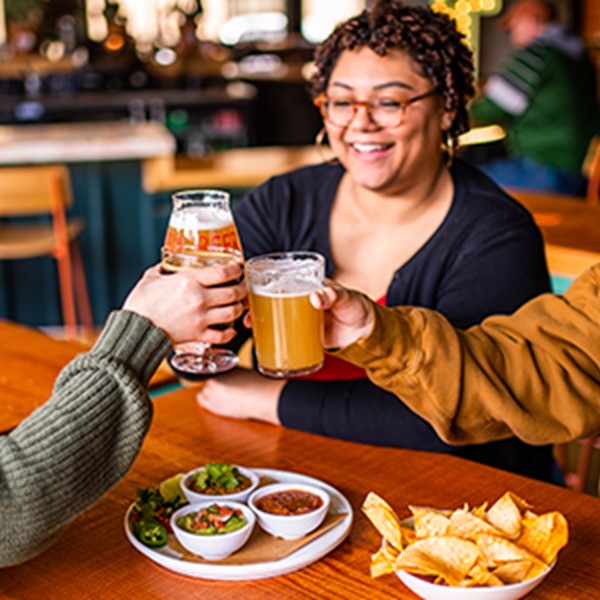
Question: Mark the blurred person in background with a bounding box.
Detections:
[197,0,561,484]
[470,0,599,196]
[0,261,245,567]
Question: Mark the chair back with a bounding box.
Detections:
[583,136,600,205]
[0,165,73,217]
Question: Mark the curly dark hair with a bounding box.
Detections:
[309,0,475,143]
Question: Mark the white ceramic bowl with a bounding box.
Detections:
[396,561,555,600]
[170,501,256,560]
[180,465,259,504]
[248,482,330,540]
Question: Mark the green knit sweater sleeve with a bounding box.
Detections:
[0,310,171,567]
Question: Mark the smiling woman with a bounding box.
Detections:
[196,0,559,486]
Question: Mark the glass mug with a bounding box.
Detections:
[162,189,243,379]
[246,251,325,378]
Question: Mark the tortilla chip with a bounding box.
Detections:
[517,511,569,564]
[487,492,524,539]
[362,492,404,550]
[472,501,489,519]
[363,490,568,589]
[409,506,451,539]
[449,508,502,541]
[493,559,547,583]
[395,536,481,586]
[460,563,504,587]
[401,525,417,546]
[370,538,400,578]
[476,533,543,568]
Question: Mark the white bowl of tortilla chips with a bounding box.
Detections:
[397,563,554,600]
[362,491,567,599]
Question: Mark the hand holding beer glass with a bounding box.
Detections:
[162,189,244,378]
[246,252,325,378]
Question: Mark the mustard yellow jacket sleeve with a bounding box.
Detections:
[335,263,600,446]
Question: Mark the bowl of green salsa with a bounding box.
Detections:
[181,463,259,504]
[171,501,256,559]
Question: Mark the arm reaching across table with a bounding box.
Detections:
[313,264,600,446]
[0,261,245,567]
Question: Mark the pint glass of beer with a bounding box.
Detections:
[162,189,244,378]
[246,251,325,378]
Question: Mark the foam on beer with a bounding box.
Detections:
[250,258,322,296]
[169,206,233,232]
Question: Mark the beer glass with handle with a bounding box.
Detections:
[162,189,243,378]
[246,251,325,378]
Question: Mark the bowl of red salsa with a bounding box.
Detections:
[249,483,330,540]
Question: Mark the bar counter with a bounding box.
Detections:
[0,121,175,164]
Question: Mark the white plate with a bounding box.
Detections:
[124,468,353,580]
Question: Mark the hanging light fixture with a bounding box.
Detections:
[430,0,503,73]
[431,0,503,42]
[85,0,202,55]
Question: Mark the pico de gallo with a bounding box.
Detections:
[176,503,247,535]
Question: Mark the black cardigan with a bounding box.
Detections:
[233,159,556,482]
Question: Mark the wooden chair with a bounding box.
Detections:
[583,135,600,205]
[555,436,600,494]
[0,165,93,338]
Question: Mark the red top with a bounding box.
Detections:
[302,295,387,381]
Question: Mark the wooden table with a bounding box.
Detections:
[142,146,324,193]
[1,384,598,598]
[0,319,175,433]
[509,189,600,278]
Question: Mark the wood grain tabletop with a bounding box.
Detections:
[0,319,176,433]
[1,385,598,599]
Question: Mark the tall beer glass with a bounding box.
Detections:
[246,251,325,378]
[162,189,243,378]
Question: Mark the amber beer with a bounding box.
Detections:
[164,191,241,253]
[161,189,243,377]
[164,220,240,253]
[161,245,243,323]
[161,247,243,272]
[246,252,325,378]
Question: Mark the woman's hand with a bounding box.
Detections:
[310,281,374,349]
[123,263,246,345]
[196,368,284,425]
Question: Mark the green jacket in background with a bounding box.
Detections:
[470,24,599,172]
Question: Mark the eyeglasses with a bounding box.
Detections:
[313,89,437,128]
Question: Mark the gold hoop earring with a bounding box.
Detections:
[315,126,338,164]
[440,133,456,166]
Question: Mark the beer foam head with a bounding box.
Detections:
[252,279,321,296]
[169,205,233,231]
[248,256,323,295]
